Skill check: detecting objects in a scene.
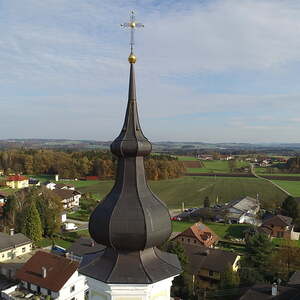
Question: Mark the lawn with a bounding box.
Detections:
[77,176,287,210]
[205,222,252,239]
[272,238,300,248]
[187,160,249,173]
[172,221,194,232]
[67,209,90,221]
[176,156,199,161]
[36,237,73,249]
[271,180,300,196]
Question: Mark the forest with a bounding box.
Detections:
[0,149,186,180]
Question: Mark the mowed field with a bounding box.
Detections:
[77,176,287,209]
[271,180,300,197]
[184,159,249,173]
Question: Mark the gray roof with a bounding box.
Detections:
[239,284,300,300]
[226,196,259,213]
[0,233,31,252]
[288,271,300,286]
[67,237,105,257]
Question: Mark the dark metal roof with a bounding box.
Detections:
[66,237,105,257]
[85,61,181,283]
[80,247,181,284]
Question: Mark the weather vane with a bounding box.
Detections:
[121,11,144,63]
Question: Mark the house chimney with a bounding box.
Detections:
[42,267,47,279]
[9,228,14,236]
[272,283,278,296]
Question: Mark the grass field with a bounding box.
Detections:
[205,222,252,239]
[271,180,300,196]
[254,167,300,177]
[187,160,249,173]
[176,156,198,161]
[78,176,287,210]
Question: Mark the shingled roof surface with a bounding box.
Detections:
[0,232,31,251]
[16,251,79,292]
[262,215,292,227]
[52,189,79,200]
[182,244,238,273]
[67,237,106,257]
[239,284,300,300]
[177,222,219,247]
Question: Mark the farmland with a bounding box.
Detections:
[271,180,300,197]
[77,176,287,210]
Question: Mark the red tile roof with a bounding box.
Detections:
[16,251,79,292]
[176,222,219,247]
[7,175,28,182]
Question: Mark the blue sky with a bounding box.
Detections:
[0,0,300,143]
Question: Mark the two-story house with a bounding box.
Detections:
[259,214,300,240]
[172,222,219,248]
[2,251,88,300]
[6,175,29,189]
[53,189,81,210]
[183,244,240,290]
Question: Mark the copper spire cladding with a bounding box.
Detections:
[80,12,181,284]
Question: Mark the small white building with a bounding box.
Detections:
[2,251,88,300]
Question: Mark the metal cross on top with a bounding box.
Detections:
[121,11,144,54]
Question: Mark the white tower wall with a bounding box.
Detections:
[87,276,176,300]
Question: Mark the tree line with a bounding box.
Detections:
[0,149,185,180]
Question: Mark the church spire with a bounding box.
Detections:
[81,12,181,284]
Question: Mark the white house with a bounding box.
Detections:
[2,251,88,300]
[53,189,81,210]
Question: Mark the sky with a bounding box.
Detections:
[0,0,300,143]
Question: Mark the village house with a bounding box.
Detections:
[52,189,81,210]
[6,175,29,189]
[66,237,105,263]
[259,214,300,240]
[172,222,219,248]
[218,196,261,225]
[0,231,32,279]
[2,251,88,300]
[183,244,240,290]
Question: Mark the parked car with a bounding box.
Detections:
[63,222,78,231]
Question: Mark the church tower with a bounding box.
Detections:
[80,12,181,300]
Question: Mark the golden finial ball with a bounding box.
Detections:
[128,53,137,63]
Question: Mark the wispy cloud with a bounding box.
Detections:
[0,0,299,142]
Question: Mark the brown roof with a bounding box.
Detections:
[52,189,79,200]
[182,244,239,274]
[55,183,75,189]
[16,251,79,292]
[262,215,292,227]
[176,222,219,247]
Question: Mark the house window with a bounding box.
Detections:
[187,239,190,243]
[70,285,75,293]
[277,232,284,238]
[47,289,51,296]
[181,238,184,241]
[194,240,196,243]
[22,247,26,253]
[7,252,12,258]
[209,270,214,277]
[2,254,4,258]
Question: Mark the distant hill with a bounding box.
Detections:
[0,139,299,153]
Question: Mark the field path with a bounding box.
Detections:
[250,164,291,196]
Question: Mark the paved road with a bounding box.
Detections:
[250,163,291,196]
